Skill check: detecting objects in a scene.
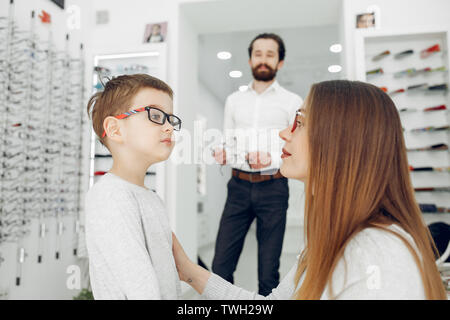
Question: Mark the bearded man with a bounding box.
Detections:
[212,33,303,296]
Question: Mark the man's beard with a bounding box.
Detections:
[252,63,278,82]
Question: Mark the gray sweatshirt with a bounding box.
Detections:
[85,173,181,300]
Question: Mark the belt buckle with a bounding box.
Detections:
[249,172,261,183]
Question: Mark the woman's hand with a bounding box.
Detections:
[172,232,211,294]
[172,232,194,282]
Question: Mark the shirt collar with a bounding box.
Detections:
[248,80,280,94]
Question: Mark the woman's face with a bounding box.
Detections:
[279,107,309,182]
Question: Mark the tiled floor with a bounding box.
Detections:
[183,223,305,299]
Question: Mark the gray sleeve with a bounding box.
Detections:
[85,189,161,300]
[201,263,298,300]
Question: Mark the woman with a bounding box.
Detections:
[173,80,447,299]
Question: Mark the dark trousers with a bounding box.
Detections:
[212,175,289,296]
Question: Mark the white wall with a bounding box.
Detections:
[0,0,93,299]
[197,82,230,246]
[342,0,450,79]
[173,6,198,271]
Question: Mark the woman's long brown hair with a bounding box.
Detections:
[293,80,446,299]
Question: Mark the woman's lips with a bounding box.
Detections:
[281,148,292,159]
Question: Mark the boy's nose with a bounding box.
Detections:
[163,120,174,133]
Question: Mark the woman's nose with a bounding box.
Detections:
[279,126,291,142]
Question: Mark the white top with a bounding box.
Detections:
[223,80,303,172]
[84,173,181,300]
[202,224,426,299]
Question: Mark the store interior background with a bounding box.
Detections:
[0,0,449,299]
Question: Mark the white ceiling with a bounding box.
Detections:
[182,0,344,103]
[181,0,342,34]
[198,25,343,102]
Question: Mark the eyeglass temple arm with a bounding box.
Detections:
[101,107,148,138]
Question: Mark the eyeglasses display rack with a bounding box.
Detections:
[0,0,85,297]
[355,28,450,225]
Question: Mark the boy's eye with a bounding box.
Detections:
[151,114,162,121]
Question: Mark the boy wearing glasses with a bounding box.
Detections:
[84,74,182,299]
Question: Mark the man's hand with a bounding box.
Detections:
[213,147,227,165]
[246,151,272,170]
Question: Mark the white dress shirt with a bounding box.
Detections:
[223,80,303,172]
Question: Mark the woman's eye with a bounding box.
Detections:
[151,114,161,121]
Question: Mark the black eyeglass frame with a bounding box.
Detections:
[101,105,182,138]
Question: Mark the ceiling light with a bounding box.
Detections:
[328,65,342,73]
[329,44,342,53]
[217,51,232,60]
[229,70,242,78]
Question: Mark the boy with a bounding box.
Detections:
[85,74,182,299]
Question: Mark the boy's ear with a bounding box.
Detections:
[103,116,124,143]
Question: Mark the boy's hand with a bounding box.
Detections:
[213,147,227,165]
[246,151,272,170]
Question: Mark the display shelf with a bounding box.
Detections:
[0,1,86,295]
[89,45,168,200]
[355,28,450,221]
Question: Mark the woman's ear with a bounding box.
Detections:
[103,116,124,143]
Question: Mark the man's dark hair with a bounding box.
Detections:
[248,33,286,62]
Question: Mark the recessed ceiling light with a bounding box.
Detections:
[328,65,342,73]
[217,51,232,60]
[329,44,342,53]
[239,85,248,92]
[229,70,242,78]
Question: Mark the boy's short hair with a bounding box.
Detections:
[87,74,173,146]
